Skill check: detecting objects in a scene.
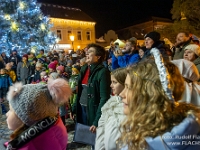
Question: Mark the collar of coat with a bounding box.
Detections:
[82,62,104,74]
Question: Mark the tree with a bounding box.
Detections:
[157,0,200,43]
[171,0,200,35]
[0,0,56,55]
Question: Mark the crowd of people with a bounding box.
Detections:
[0,30,200,150]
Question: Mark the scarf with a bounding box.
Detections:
[22,60,28,68]
[6,116,58,150]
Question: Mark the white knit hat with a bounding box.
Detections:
[171,59,199,81]
[184,44,200,57]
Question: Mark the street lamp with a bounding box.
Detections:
[70,35,74,50]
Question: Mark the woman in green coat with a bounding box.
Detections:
[72,43,111,133]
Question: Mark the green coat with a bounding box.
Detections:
[73,63,111,127]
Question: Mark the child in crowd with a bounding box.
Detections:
[5,63,16,83]
[118,61,200,150]
[31,62,43,84]
[40,71,48,84]
[48,61,57,74]
[80,57,86,67]
[56,65,69,80]
[69,66,80,107]
[65,60,73,77]
[95,68,127,150]
[0,69,12,114]
[3,78,71,150]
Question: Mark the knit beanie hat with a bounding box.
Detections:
[50,72,59,80]
[22,54,28,60]
[36,62,43,68]
[67,60,73,65]
[7,79,72,126]
[184,44,200,57]
[144,31,161,43]
[56,65,64,72]
[171,59,199,81]
[48,62,57,70]
[72,66,80,74]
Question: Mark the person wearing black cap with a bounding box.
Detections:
[142,31,169,61]
[8,50,22,74]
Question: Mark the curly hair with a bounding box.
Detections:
[118,61,200,150]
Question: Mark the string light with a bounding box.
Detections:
[55,38,60,43]
[40,24,45,30]
[31,46,37,53]
[19,1,25,10]
[4,14,11,20]
[11,22,19,31]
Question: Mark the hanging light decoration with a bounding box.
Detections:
[40,23,45,30]
[4,14,11,20]
[31,46,37,53]
[19,1,25,10]
[11,22,19,31]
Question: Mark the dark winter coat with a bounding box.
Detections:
[73,63,111,127]
[193,57,200,74]
[32,70,41,83]
[0,61,4,70]
[173,40,192,60]
[141,41,169,62]
[0,74,12,88]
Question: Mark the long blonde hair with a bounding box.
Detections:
[118,61,200,150]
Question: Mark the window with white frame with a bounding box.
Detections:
[57,30,62,40]
[86,31,91,40]
[77,31,82,40]
[67,30,72,40]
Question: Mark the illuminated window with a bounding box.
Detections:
[77,31,82,40]
[57,30,62,40]
[86,31,91,40]
[67,30,72,40]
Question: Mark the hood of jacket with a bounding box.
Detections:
[145,113,200,150]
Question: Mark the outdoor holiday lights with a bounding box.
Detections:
[40,23,46,30]
[11,22,19,31]
[19,1,25,10]
[4,14,11,20]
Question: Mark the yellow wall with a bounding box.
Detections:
[50,18,96,51]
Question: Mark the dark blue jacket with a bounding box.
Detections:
[32,70,41,83]
[0,74,12,88]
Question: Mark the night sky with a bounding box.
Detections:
[39,0,173,38]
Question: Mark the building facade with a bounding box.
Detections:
[41,3,96,52]
[116,17,173,45]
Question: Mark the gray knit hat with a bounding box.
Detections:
[7,79,72,126]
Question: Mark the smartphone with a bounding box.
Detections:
[115,45,120,53]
